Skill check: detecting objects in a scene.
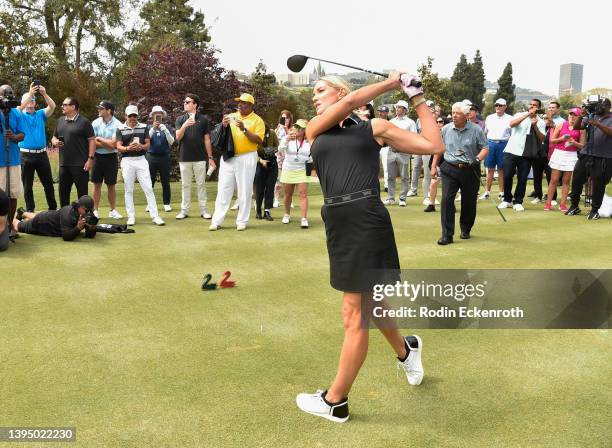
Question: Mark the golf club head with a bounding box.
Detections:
[287,55,308,73]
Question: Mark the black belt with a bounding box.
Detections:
[447,162,476,169]
[324,188,377,205]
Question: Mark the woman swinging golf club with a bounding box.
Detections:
[295,72,443,422]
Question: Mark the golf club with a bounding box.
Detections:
[477,174,507,222]
[287,55,422,87]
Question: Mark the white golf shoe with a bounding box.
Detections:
[296,390,349,423]
[398,335,424,386]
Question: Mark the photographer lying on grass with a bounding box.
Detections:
[13,195,97,241]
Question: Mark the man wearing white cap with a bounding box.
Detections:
[210,93,265,231]
[384,100,416,206]
[115,105,164,226]
[147,105,174,212]
[481,98,512,200]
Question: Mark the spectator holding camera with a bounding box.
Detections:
[0,84,25,238]
[497,99,546,212]
[116,105,165,226]
[51,97,96,207]
[254,124,279,221]
[278,119,311,228]
[274,110,294,208]
[18,82,57,212]
[13,195,97,241]
[147,106,174,212]
[566,98,612,220]
[91,101,122,219]
[544,108,585,212]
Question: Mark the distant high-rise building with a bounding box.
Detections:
[559,63,583,96]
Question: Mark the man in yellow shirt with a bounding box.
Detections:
[210,93,265,231]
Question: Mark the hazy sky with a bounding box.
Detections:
[197,0,610,96]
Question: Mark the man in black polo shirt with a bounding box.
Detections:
[14,195,97,241]
[175,93,215,220]
[51,97,96,206]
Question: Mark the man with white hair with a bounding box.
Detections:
[18,82,57,212]
[432,102,488,245]
[384,100,416,206]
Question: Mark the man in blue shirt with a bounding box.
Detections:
[91,101,123,219]
[0,84,25,237]
[18,83,57,212]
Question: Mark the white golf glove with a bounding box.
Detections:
[400,74,424,99]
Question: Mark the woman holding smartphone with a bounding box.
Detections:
[295,72,443,422]
[544,107,585,212]
[274,110,294,208]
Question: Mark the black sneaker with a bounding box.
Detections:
[565,206,581,216]
[424,204,436,212]
[264,211,273,221]
[587,211,600,220]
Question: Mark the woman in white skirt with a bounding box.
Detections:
[278,119,311,228]
[545,108,586,212]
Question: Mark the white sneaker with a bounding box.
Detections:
[478,191,490,200]
[497,201,511,209]
[127,216,136,226]
[152,216,165,226]
[434,199,440,205]
[383,199,395,206]
[282,214,290,224]
[273,199,279,208]
[109,209,123,219]
[530,198,541,204]
[406,190,417,197]
[175,211,188,219]
[296,390,349,423]
[236,224,246,231]
[423,198,432,206]
[201,211,212,219]
[498,192,504,199]
[209,224,219,231]
[231,202,239,210]
[551,200,558,206]
[513,203,525,212]
[301,218,309,228]
[163,204,172,212]
[93,209,99,218]
[398,335,424,386]
[399,200,407,207]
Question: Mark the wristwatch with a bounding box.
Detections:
[89,156,94,160]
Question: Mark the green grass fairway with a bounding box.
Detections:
[1,181,610,447]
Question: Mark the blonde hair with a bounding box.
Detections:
[320,76,352,97]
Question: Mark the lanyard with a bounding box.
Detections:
[294,138,304,155]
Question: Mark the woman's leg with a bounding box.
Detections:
[560,171,572,206]
[297,182,308,219]
[283,183,295,215]
[326,292,370,402]
[547,169,561,203]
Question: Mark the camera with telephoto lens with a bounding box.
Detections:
[583,95,606,115]
[84,210,99,226]
[0,93,19,111]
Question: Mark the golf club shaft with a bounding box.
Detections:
[308,57,388,78]
[477,174,506,222]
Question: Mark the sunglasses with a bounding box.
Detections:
[61,103,73,107]
[127,114,138,118]
[436,120,444,123]
[494,104,504,107]
[183,100,194,104]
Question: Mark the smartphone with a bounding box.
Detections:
[279,116,286,126]
[58,136,65,143]
[189,113,195,120]
[536,109,545,114]
[132,137,140,145]
[153,113,163,123]
[33,80,41,87]
[563,135,570,139]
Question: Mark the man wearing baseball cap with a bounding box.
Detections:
[91,100,123,219]
[481,98,512,200]
[13,195,98,241]
[384,100,416,207]
[210,93,265,231]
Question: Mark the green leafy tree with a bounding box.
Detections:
[451,54,470,85]
[496,62,516,114]
[468,50,486,109]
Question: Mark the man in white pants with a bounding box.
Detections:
[175,93,216,220]
[377,105,391,192]
[115,105,165,226]
[385,100,417,207]
[210,93,264,231]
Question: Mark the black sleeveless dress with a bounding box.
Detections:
[311,118,400,292]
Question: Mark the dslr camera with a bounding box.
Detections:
[583,95,607,115]
[84,210,99,226]
[0,92,19,111]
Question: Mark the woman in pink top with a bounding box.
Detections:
[545,108,586,212]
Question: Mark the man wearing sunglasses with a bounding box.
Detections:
[482,98,512,200]
[51,97,96,207]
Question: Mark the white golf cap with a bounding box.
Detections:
[495,98,507,105]
[395,100,409,109]
[125,105,139,116]
[149,105,167,118]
